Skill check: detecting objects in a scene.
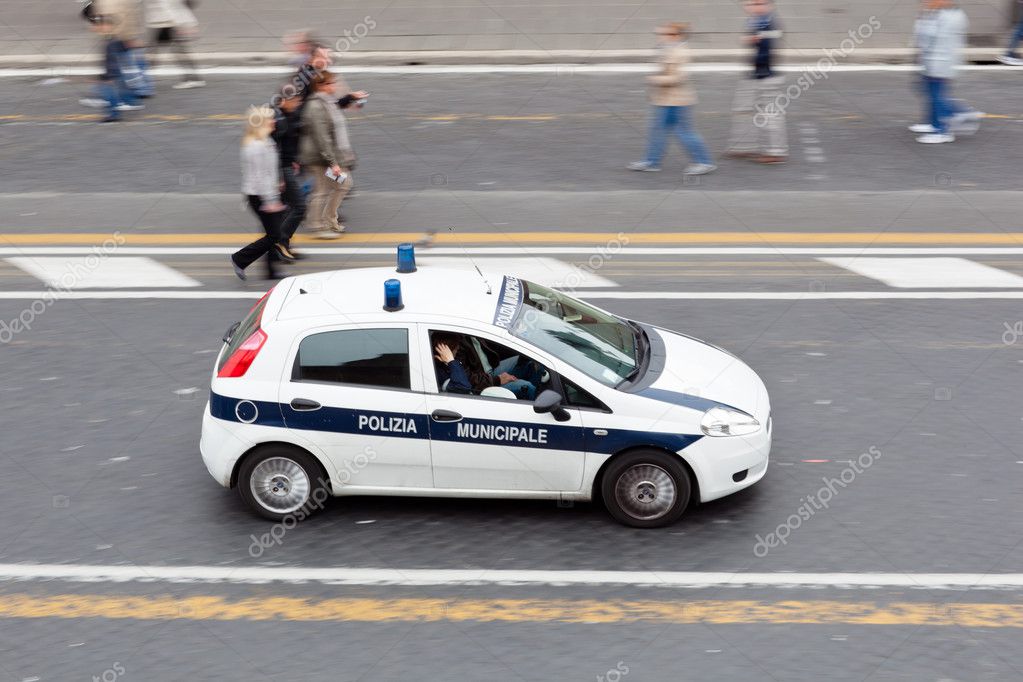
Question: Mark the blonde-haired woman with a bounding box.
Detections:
[231,105,289,280]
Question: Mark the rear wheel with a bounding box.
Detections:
[238,446,330,521]
[600,450,691,528]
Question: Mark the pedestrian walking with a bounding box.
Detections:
[627,22,715,176]
[725,0,788,164]
[232,106,289,281]
[272,88,307,259]
[79,17,144,122]
[997,0,1023,65]
[911,0,982,143]
[145,0,205,89]
[299,71,354,239]
[93,0,153,97]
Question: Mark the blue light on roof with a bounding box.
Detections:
[383,278,404,312]
[396,243,417,273]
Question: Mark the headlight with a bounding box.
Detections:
[700,406,760,437]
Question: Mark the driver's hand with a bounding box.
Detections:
[498,372,518,385]
[434,343,455,364]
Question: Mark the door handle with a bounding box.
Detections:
[431,409,462,422]
[290,398,321,411]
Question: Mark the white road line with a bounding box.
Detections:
[419,256,617,288]
[4,247,1023,256]
[820,256,1023,289]
[587,291,1023,300]
[0,291,262,299]
[6,256,201,289]
[0,64,1017,77]
[0,564,1021,589]
[2,290,1023,301]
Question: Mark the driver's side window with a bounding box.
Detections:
[429,330,551,401]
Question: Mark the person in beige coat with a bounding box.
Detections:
[299,71,354,238]
[628,23,715,175]
[145,0,204,89]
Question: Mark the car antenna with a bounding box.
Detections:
[448,226,492,295]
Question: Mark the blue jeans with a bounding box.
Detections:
[644,105,712,166]
[922,76,964,133]
[94,79,136,119]
[492,359,544,400]
[1008,17,1023,56]
[122,48,153,97]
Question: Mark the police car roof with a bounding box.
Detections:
[273,266,508,325]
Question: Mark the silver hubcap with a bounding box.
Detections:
[614,464,677,521]
[250,457,311,515]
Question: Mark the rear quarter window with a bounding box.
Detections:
[293,328,411,390]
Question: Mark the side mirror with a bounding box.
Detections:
[533,389,571,422]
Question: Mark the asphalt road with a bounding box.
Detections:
[2,68,1023,681]
[1,290,1022,680]
[3,71,1023,196]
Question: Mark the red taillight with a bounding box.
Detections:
[217,328,267,378]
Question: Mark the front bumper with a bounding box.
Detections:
[680,417,771,503]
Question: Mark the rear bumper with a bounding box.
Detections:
[679,417,771,503]
[200,402,242,488]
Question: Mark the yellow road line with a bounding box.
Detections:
[4,232,1023,246]
[0,595,1021,626]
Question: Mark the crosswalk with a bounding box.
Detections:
[3,251,1023,299]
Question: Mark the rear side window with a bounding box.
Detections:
[217,293,270,373]
[294,329,410,390]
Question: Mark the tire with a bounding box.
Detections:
[600,449,691,528]
[237,446,330,522]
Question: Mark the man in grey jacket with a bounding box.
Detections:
[299,71,352,238]
[912,0,981,143]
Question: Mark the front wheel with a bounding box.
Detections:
[237,446,330,522]
[600,450,691,528]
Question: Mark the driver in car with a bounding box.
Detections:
[432,333,542,399]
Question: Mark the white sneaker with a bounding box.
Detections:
[627,161,661,172]
[683,163,717,176]
[313,229,342,240]
[997,54,1023,66]
[79,98,106,108]
[172,80,206,90]
[114,103,144,112]
[909,123,938,134]
[949,111,982,135]
[916,132,955,144]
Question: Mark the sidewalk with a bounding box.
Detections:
[4,0,1016,65]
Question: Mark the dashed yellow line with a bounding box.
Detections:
[3,232,1023,246]
[0,594,1021,626]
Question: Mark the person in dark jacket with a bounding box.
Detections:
[725,0,788,163]
[272,88,306,259]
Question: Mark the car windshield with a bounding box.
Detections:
[509,280,639,386]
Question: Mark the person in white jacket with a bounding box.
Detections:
[232,106,289,280]
[145,0,204,89]
[911,0,981,143]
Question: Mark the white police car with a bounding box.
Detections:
[200,247,771,527]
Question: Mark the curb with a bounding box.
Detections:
[0,47,1013,68]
